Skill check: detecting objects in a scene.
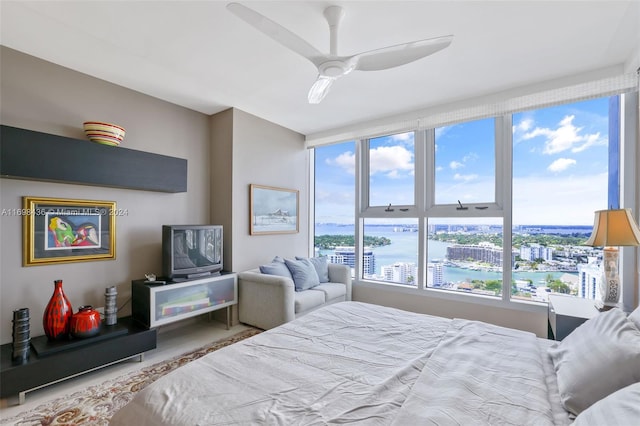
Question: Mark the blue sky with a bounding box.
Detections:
[315,96,610,226]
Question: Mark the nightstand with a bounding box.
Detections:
[548,294,599,340]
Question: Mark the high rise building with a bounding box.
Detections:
[381,262,417,285]
[329,246,376,275]
[520,244,554,261]
[427,261,444,287]
[577,258,601,300]
[446,242,515,266]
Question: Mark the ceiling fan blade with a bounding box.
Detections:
[353,35,453,71]
[227,3,326,66]
[308,76,336,104]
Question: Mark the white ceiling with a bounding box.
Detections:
[1,1,639,137]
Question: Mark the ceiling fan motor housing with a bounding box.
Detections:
[319,60,354,78]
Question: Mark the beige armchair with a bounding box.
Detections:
[238,262,351,330]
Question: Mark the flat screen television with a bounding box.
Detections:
[162,225,223,280]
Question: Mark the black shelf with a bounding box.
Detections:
[0,125,187,193]
[0,317,157,400]
[30,321,128,357]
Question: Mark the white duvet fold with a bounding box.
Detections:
[392,318,556,426]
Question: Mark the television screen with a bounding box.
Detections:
[163,225,222,279]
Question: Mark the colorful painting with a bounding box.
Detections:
[23,197,116,266]
[250,184,299,235]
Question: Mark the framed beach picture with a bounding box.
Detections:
[250,184,299,235]
[22,196,116,266]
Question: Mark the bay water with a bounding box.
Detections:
[315,223,573,284]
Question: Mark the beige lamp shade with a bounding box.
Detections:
[585,208,640,247]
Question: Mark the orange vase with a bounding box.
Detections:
[43,279,73,340]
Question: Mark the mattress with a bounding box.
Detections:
[110,301,571,425]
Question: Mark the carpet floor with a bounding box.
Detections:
[1,328,261,426]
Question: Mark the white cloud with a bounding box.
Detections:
[327,145,414,178]
[453,173,479,182]
[369,145,413,175]
[390,132,413,142]
[515,118,534,133]
[522,115,606,154]
[462,153,479,163]
[449,160,464,170]
[435,127,450,139]
[327,151,356,175]
[512,173,607,225]
[548,158,577,172]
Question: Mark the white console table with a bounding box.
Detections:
[131,272,237,329]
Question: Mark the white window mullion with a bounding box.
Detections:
[415,130,427,289]
[355,139,365,282]
[500,114,513,302]
[620,91,639,312]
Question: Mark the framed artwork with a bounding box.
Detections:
[22,196,116,266]
[250,184,299,235]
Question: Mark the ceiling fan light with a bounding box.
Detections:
[308,77,334,104]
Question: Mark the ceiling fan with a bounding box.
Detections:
[227,3,453,104]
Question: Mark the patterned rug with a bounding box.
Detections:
[1,328,261,426]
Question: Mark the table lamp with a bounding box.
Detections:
[584,208,640,310]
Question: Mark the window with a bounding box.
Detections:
[434,118,496,205]
[427,217,504,297]
[313,93,631,306]
[367,132,415,207]
[314,141,356,272]
[511,97,611,302]
[363,218,418,285]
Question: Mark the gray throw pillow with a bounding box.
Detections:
[548,308,640,416]
[296,256,329,283]
[259,258,293,279]
[284,258,320,291]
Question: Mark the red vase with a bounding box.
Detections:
[70,305,101,338]
[43,279,73,340]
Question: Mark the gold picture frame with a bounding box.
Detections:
[250,184,299,235]
[22,196,116,266]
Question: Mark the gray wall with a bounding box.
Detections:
[0,47,211,344]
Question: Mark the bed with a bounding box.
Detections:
[110,301,640,425]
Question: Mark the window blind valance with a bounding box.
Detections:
[305,71,638,148]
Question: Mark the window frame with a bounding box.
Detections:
[313,91,638,312]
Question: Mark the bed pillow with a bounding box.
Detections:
[547,308,640,416]
[573,382,640,426]
[284,258,320,291]
[628,305,640,329]
[296,256,329,283]
[259,257,293,279]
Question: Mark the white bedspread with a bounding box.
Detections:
[110,301,570,425]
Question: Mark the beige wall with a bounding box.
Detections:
[208,108,308,324]
[217,108,308,273]
[0,47,211,344]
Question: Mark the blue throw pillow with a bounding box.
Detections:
[259,258,293,279]
[285,258,320,291]
[296,256,329,283]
